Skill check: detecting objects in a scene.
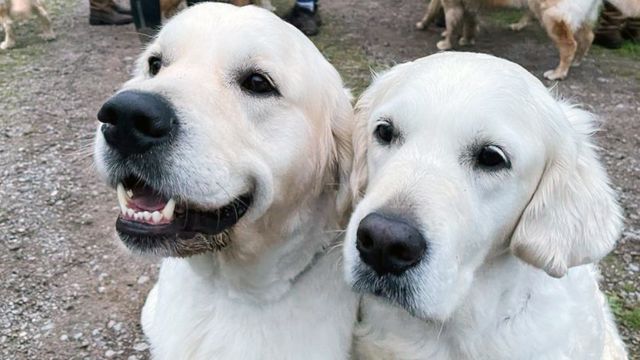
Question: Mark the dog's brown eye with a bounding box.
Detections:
[374,122,395,145]
[241,73,277,95]
[148,56,162,76]
[477,145,510,170]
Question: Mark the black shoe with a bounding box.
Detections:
[112,2,132,15]
[284,5,320,36]
[90,8,133,25]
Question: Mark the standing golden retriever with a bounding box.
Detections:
[416,0,601,80]
[0,0,55,50]
[343,52,627,359]
[94,3,358,358]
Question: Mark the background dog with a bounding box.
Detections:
[343,52,627,359]
[416,0,601,80]
[0,0,55,50]
[93,3,357,358]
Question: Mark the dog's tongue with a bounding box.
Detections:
[129,186,168,211]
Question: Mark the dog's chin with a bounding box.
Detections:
[113,175,253,257]
[350,262,428,319]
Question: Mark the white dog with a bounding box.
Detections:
[343,52,627,359]
[93,4,358,359]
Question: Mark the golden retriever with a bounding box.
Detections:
[343,52,627,359]
[0,0,55,50]
[416,0,601,80]
[93,3,358,358]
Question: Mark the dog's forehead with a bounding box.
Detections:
[366,53,551,130]
[157,3,305,58]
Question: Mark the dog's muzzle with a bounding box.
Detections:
[96,91,253,257]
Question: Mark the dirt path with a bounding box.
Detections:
[0,0,638,358]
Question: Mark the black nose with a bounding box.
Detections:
[356,213,427,276]
[97,91,177,156]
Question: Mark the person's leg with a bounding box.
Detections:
[90,0,133,25]
[284,0,320,36]
[130,0,161,39]
[594,1,625,49]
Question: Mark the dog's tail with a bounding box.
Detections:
[608,0,640,17]
[10,0,33,20]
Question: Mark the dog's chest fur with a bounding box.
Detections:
[355,259,621,359]
[142,249,358,360]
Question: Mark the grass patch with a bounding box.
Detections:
[614,40,640,59]
[272,0,378,97]
[485,9,525,27]
[607,293,640,331]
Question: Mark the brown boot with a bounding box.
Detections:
[594,2,625,49]
[90,0,133,25]
[622,18,640,42]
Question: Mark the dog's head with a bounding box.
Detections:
[94,3,352,258]
[343,52,622,322]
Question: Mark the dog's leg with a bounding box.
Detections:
[509,12,532,31]
[572,24,594,67]
[32,0,56,41]
[459,11,477,46]
[541,16,576,80]
[0,9,16,50]
[416,0,442,30]
[257,0,275,12]
[437,4,463,50]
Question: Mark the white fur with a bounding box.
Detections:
[94,4,358,358]
[343,52,627,360]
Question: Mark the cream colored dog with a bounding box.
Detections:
[343,52,627,359]
[416,0,601,80]
[94,3,357,358]
[0,0,55,50]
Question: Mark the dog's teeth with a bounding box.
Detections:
[117,183,128,213]
[162,198,176,220]
[126,189,133,198]
[134,213,142,221]
[143,211,151,221]
[151,211,162,224]
[127,208,134,218]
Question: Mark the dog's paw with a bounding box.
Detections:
[0,40,16,50]
[509,23,526,31]
[436,40,452,51]
[543,69,567,81]
[459,37,475,46]
[416,21,426,30]
[41,31,56,41]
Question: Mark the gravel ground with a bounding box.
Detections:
[0,0,638,358]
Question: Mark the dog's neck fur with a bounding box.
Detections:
[190,190,342,302]
[357,254,617,359]
[142,189,358,359]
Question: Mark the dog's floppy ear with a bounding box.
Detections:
[329,88,355,220]
[510,103,623,278]
[348,91,373,206]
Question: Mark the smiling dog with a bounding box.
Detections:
[94,3,357,358]
[343,52,627,359]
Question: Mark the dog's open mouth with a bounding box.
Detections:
[113,176,252,256]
